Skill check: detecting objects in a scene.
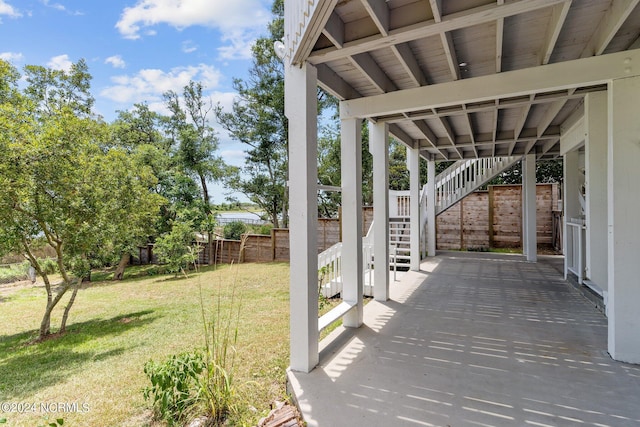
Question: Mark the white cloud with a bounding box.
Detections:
[47,54,73,72]
[41,0,82,15]
[0,51,24,63]
[217,29,257,60]
[41,0,64,11]
[105,55,126,69]
[0,0,21,19]
[181,40,198,54]
[115,0,269,59]
[100,63,224,105]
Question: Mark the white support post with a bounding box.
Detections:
[427,158,436,257]
[584,92,608,293]
[522,154,537,262]
[285,62,319,373]
[369,121,389,301]
[607,76,640,363]
[407,146,421,271]
[341,116,364,327]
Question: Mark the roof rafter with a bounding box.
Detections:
[581,0,640,57]
[413,120,450,159]
[359,0,390,36]
[390,43,428,87]
[340,49,640,120]
[308,0,568,65]
[541,1,572,64]
[350,53,397,94]
[317,64,362,100]
[496,0,504,73]
[322,12,345,49]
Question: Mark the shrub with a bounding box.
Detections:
[223,221,247,240]
[154,222,201,277]
[143,352,206,425]
[40,258,59,275]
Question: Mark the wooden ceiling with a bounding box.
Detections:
[300,0,640,160]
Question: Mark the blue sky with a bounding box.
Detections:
[0,0,275,203]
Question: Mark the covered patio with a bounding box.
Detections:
[283,0,640,378]
[288,252,640,426]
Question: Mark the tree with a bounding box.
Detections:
[215,0,288,228]
[491,159,563,185]
[0,60,163,339]
[164,81,225,214]
[317,122,373,217]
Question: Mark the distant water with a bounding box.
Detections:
[216,211,264,220]
[216,211,267,224]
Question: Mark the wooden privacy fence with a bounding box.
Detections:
[134,190,560,265]
[437,184,560,250]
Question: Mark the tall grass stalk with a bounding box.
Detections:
[199,254,244,423]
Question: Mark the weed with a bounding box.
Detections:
[143,352,205,425]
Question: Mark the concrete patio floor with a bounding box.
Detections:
[287,251,640,427]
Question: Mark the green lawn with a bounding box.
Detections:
[0,263,292,426]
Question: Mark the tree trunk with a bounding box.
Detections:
[40,303,53,337]
[113,252,130,281]
[199,172,211,213]
[59,279,80,334]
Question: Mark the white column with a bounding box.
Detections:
[427,158,436,257]
[563,149,580,280]
[407,146,421,270]
[341,116,363,327]
[522,154,537,262]
[563,150,581,243]
[584,92,608,292]
[607,76,640,363]
[369,121,389,301]
[285,62,318,373]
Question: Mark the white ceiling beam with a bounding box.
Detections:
[495,0,505,73]
[441,32,461,81]
[322,12,345,49]
[523,140,538,155]
[391,43,428,87]
[462,108,478,158]
[426,128,560,148]
[388,123,414,146]
[514,95,534,139]
[541,1,572,65]
[376,88,602,123]
[581,0,640,57]
[537,96,571,138]
[539,138,559,156]
[291,0,340,65]
[496,17,504,73]
[341,48,640,119]
[360,0,390,36]
[317,64,362,100]
[507,141,517,156]
[429,0,442,22]
[350,53,397,94]
[308,0,568,64]
[413,120,450,159]
[435,115,463,158]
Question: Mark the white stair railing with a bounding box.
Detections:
[434,156,521,215]
[419,156,522,256]
[318,222,375,298]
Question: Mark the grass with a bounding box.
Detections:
[0,262,291,426]
[0,263,28,284]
